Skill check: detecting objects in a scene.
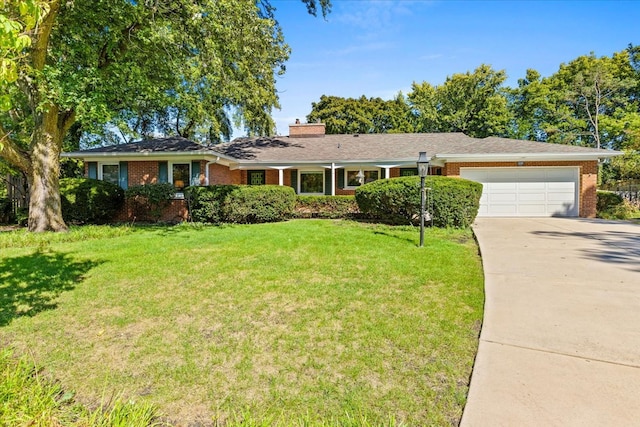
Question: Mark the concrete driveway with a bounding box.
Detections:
[461,218,640,426]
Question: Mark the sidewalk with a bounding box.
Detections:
[461,218,640,426]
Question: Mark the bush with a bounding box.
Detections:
[223,185,296,224]
[60,178,124,224]
[294,195,360,219]
[125,183,176,222]
[597,190,634,220]
[355,176,483,228]
[185,185,239,223]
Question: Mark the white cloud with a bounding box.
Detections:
[325,41,393,56]
[420,53,444,61]
[333,0,416,29]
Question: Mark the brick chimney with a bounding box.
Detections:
[289,119,326,137]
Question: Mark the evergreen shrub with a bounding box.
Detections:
[223,185,296,224]
[355,176,483,228]
[125,183,176,222]
[185,185,239,223]
[596,190,633,219]
[60,178,124,224]
[294,195,359,219]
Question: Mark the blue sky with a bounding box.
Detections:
[260,0,640,136]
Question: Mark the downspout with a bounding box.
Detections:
[205,157,220,185]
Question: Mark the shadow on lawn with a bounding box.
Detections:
[0,250,100,326]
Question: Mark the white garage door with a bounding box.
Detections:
[460,167,579,217]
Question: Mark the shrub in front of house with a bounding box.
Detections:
[355,176,483,228]
[60,178,124,224]
[185,185,239,223]
[125,183,176,222]
[596,190,634,220]
[294,195,360,219]
[223,185,296,224]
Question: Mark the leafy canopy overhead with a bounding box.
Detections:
[0,0,330,232]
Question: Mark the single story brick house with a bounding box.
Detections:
[63,122,621,219]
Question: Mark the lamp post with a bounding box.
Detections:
[417,152,430,247]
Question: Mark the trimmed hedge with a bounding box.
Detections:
[186,185,239,223]
[294,195,359,219]
[223,185,296,223]
[125,183,176,222]
[355,175,483,228]
[60,178,124,224]
[596,190,633,219]
[186,185,296,224]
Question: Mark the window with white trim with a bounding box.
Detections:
[99,163,119,186]
[299,170,324,194]
[171,163,190,191]
[345,168,379,188]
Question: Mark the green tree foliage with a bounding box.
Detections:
[510,52,639,150]
[507,69,553,141]
[306,94,415,134]
[408,64,511,137]
[0,0,330,231]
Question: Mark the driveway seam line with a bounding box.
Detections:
[481,338,640,369]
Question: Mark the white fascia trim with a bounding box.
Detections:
[434,152,623,163]
[233,160,419,169]
[61,152,220,162]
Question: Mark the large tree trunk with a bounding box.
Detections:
[27,113,68,232]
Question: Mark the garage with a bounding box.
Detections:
[460,167,579,217]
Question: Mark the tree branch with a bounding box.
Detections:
[98,22,139,69]
[0,125,31,173]
[32,0,61,71]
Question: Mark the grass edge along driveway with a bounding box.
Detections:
[0,220,484,426]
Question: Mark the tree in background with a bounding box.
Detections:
[506,69,553,141]
[0,0,330,232]
[306,94,414,134]
[408,64,511,138]
[509,52,638,150]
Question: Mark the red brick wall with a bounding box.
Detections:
[444,161,599,218]
[208,163,241,185]
[289,123,326,137]
[128,161,160,186]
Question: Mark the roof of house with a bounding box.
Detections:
[212,133,616,163]
[64,133,621,165]
[75,136,211,154]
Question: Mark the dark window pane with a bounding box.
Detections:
[102,164,119,185]
[249,170,265,185]
[173,163,190,190]
[300,172,323,194]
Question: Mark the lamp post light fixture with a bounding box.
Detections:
[417,152,430,247]
[356,169,365,185]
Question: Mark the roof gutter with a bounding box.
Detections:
[433,151,623,163]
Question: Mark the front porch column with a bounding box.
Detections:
[270,166,291,186]
[331,163,336,196]
[376,164,400,179]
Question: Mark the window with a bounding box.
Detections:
[100,164,119,185]
[299,171,324,194]
[399,168,418,177]
[345,169,379,188]
[399,167,442,176]
[248,170,266,185]
[172,163,190,191]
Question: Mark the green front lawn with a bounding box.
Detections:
[0,220,484,426]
